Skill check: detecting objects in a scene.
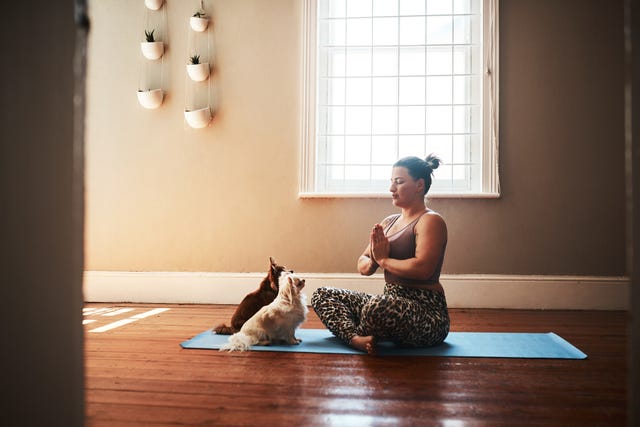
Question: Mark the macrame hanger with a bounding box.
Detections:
[206,0,211,112]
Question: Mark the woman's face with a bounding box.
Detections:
[389,166,423,207]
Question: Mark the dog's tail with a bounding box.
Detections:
[219,332,255,352]
[213,323,235,335]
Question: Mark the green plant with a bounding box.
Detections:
[144,29,155,43]
[189,55,201,65]
[192,10,206,18]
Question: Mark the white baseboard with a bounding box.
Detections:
[83,271,630,310]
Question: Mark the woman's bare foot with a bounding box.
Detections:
[350,335,377,355]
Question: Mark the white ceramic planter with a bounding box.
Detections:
[141,41,164,60]
[145,0,163,10]
[190,16,209,32]
[137,89,164,109]
[184,107,212,128]
[186,62,210,82]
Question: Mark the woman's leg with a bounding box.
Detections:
[357,286,450,347]
[311,287,373,344]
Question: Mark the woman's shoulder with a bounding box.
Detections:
[416,210,447,231]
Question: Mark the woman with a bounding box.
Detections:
[311,154,449,354]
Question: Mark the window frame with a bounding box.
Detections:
[299,0,500,199]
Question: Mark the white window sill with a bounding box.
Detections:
[298,192,501,199]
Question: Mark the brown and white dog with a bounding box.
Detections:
[220,272,308,352]
[213,257,289,335]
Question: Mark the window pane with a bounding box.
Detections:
[426,76,452,104]
[320,48,346,77]
[346,0,372,17]
[345,106,371,134]
[470,14,482,44]
[372,77,398,105]
[373,0,398,16]
[322,0,346,18]
[426,16,453,44]
[399,47,425,75]
[372,17,398,46]
[453,75,480,105]
[426,106,452,133]
[453,105,471,133]
[426,46,452,75]
[427,135,452,163]
[347,18,372,45]
[452,134,469,163]
[398,106,425,133]
[451,163,470,181]
[453,45,472,74]
[372,165,391,180]
[399,17,425,45]
[371,135,398,163]
[453,15,471,45]
[326,106,345,134]
[345,136,371,164]
[372,106,398,134]
[326,77,345,105]
[328,164,344,180]
[398,135,425,158]
[328,136,345,163]
[399,76,425,105]
[345,77,372,105]
[434,163,452,183]
[400,0,425,16]
[427,0,453,15]
[320,18,346,46]
[346,48,371,76]
[345,165,370,180]
[372,47,398,76]
[453,0,472,14]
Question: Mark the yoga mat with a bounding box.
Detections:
[180,329,587,359]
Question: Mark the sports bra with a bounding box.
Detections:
[382,212,446,292]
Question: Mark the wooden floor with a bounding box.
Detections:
[84,304,628,426]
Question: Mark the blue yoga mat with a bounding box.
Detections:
[180,328,587,359]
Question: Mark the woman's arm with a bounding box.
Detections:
[373,213,447,281]
[357,244,378,276]
[357,215,396,276]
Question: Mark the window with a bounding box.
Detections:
[300,0,499,197]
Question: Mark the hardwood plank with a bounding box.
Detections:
[84,304,627,426]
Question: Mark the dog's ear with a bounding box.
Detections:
[280,275,294,303]
[269,257,279,282]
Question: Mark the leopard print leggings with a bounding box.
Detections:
[311,283,450,348]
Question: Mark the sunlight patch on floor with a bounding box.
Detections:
[83,306,170,333]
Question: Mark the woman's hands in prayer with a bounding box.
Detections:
[370,224,390,264]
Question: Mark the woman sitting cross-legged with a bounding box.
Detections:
[311,154,450,354]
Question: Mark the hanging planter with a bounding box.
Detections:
[145,0,163,11]
[141,42,164,60]
[137,89,164,109]
[190,11,209,32]
[184,107,212,128]
[141,30,164,60]
[186,55,210,81]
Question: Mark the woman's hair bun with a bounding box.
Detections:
[425,153,442,171]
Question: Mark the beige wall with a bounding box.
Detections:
[86,0,626,276]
